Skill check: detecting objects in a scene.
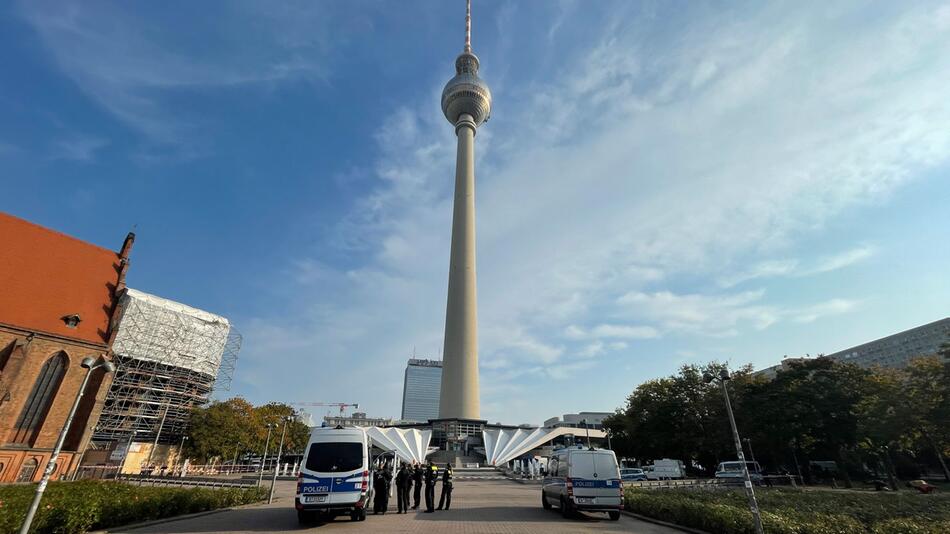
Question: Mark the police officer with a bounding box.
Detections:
[395,464,411,513]
[423,460,438,513]
[412,462,423,509]
[437,463,454,510]
[373,467,391,514]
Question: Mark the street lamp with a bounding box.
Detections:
[19,356,115,534]
[743,438,758,467]
[580,419,593,449]
[230,442,242,474]
[268,416,293,504]
[259,423,275,486]
[177,436,189,476]
[119,429,142,477]
[704,369,764,534]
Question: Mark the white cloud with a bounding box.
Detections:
[718,245,875,287]
[566,324,659,340]
[806,246,875,275]
[20,1,336,147]
[618,290,778,336]
[791,299,861,324]
[52,135,108,162]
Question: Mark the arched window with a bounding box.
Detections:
[9,352,68,446]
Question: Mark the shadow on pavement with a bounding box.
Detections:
[411,506,615,523]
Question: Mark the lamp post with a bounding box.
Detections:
[268,416,292,504]
[19,356,115,534]
[259,423,275,486]
[231,442,242,474]
[704,369,764,534]
[119,429,141,477]
[145,405,169,473]
[177,436,189,476]
[743,438,758,467]
[581,419,593,449]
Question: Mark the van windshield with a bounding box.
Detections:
[305,442,362,473]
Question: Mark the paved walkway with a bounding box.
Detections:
[116,480,680,533]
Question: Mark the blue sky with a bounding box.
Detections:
[2,1,949,425]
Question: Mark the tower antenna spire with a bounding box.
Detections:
[464,0,472,53]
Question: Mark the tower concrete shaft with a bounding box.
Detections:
[438,0,491,421]
[439,114,480,419]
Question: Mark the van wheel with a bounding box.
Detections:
[560,497,572,518]
[608,511,621,521]
[297,510,313,525]
[542,492,552,510]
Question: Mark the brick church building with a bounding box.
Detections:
[0,212,133,482]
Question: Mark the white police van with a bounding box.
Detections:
[542,446,623,521]
[295,426,371,523]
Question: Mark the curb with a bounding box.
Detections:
[90,508,232,533]
[621,510,710,534]
[92,498,278,533]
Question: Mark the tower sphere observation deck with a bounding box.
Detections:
[441,0,491,128]
[441,52,492,127]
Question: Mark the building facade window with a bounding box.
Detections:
[9,352,68,445]
[16,458,38,482]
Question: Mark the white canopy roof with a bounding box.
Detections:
[367,427,433,464]
[483,426,606,466]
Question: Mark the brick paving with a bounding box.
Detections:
[117,480,679,533]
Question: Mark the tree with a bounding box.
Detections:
[187,398,258,463]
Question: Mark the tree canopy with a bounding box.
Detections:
[605,354,950,482]
[184,398,311,463]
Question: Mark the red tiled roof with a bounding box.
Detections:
[0,212,122,345]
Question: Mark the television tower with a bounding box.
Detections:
[438,0,491,420]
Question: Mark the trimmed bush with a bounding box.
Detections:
[625,488,950,534]
[0,480,266,534]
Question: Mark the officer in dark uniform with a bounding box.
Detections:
[412,462,423,509]
[437,463,454,510]
[423,460,438,513]
[395,464,411,513]
[373,467,391,514]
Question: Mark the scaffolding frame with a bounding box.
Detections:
[93,289,240,444]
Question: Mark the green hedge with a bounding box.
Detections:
[624,488,950,534]
[0,480,266,534]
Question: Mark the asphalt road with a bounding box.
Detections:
[115,479,680,534]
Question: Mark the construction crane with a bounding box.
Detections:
[289,402,359,416]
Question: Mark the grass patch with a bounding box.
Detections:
[0,480,266,534]
[624,487,950,534]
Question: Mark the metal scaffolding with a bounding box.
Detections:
[93,288,240,444]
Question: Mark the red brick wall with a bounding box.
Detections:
[0,327,114,482]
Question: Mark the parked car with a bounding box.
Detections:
[542,446,622,521]
[620,468,647,481]
[714,461,764,483]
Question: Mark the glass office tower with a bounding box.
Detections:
[401,359,442,422]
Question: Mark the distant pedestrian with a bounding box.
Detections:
[412,462,424,509]
[437,463,454,510]
[396,464,411,513]
[424,460,438,513]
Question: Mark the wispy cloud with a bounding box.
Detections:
[51,134,108,162]
[718,245,876,287]
[19,1,337,150]
[566,324,659,340]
